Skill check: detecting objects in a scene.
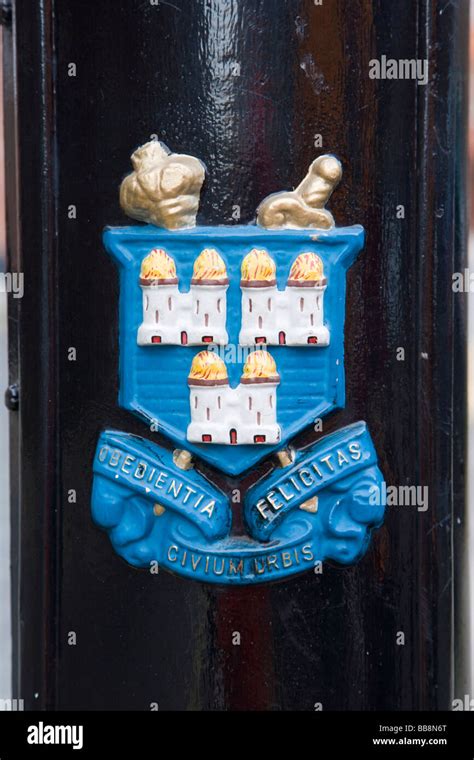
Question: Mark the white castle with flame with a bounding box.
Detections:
[137,246,329,348]
[239,248,329,346]
[187,350,280,445]
[136,246,330,446]
[137,247,229,346]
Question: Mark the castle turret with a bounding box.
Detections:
[238,249,280,345]
[137,248,185,345]
[187,349,281,446]
[188,248,229,346]
[237,350,281,444]
[187,351,233,444]
[285,252,329,346]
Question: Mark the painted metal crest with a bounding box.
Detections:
[92,140,385,584]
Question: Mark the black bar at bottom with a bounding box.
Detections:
[0,710,473,756]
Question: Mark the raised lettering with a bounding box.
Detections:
[167,545,179,562]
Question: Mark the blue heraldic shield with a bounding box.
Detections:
[103,224,364,476]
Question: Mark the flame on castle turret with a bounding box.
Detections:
[287,252,325,286]
[191,248,229,284]
[241,350,280,383]
[140,248,178,284]
[188,351,229,385]
[241,249,277,286]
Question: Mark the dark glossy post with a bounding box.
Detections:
[4,0,469,710]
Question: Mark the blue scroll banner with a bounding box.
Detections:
[92,422,385,585]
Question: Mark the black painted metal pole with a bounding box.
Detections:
[3,0,469,710]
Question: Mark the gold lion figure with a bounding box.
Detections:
[120,140,206,230]
[257,154,342,230]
